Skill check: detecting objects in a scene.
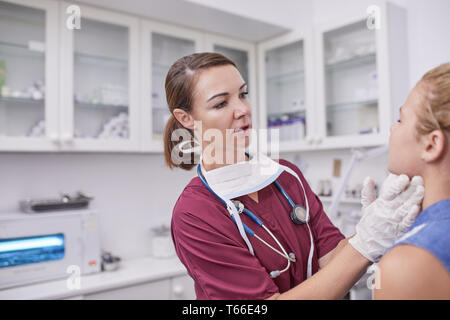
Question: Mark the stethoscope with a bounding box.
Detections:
[197,162,312,279]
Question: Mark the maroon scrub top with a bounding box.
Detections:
[171,158,345,300]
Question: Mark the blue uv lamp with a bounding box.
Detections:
[0,234,65,268]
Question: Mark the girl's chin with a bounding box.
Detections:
[386,163,399,175]
[387,163,418,179]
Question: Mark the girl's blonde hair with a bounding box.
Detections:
[415,62,450,136]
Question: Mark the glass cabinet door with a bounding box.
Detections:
[73,18,130,140]
[322,20,378,137]
[141,21,203,151]
[0,1,46,140]
[213,45,249,84]
[59,3,139,151]
[264,40,307,145]
[150,32,195,140]
[150,33,196,141]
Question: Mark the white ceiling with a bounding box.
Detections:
[72,0,289,42]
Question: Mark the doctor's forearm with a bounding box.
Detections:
[277,242,371,300]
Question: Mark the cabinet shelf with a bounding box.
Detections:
[152,62,171,78]
[74,101,128,110]
[268,107,306,118]
[0,40,44,58]
[327,99,377,111]
[0,96,44,105]
[319,196,361,204]
[267,70,304,84]
[74,51,127,68]
[325,53,376,72]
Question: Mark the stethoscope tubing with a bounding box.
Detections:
[274,180,295,208]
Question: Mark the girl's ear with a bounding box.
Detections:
[173,108,195,130]
[421,129,446,162]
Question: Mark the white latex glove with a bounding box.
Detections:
[349,174,425,262]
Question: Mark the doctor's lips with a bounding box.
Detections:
[233,124,251,134]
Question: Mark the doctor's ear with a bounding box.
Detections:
[173,108,195,130]
[420,129,447,162]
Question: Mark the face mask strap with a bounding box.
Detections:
[177,138,202,154]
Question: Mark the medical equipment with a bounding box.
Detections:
[197,153,313,279]
[150,224,176,259]
[0,210,101,289]
[101,250,121,272]
[19,191,93,213]
[273,181,309,225]
[328,145,388,219]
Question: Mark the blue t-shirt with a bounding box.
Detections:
[392,198,450,272]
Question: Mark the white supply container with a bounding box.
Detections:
[150,225,176,259]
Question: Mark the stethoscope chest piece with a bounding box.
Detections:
[291,205,309,225]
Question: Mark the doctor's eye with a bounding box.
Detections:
[239,91,249,99]
[214,101,227,109]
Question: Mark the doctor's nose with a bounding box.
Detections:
[390,123,396,133]
[233,101,251,119]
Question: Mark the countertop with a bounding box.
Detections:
[0,255,188,300]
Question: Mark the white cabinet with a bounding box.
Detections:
[0,0,58,151]
[82,274,196,300]
[59,2,140,152]
[0,1,257,153]
[313,1,408,150]
[83,278,172,300]
[316,19,380,142]
[0,0,142,152]
[0,1,407,154]
[258,2,408,152]
[140,20,204,152]
[258,30,315,152]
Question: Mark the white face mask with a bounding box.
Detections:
[200,152,283,199]
[197,151,280,256]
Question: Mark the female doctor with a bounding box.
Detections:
[164,52,425,300]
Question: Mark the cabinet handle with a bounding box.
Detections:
[49,133,60,145]
[61,133,74,144]
[305,136,314,145]
[173,285,184,297]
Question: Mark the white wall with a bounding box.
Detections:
[186,0,313,30]
[406,0,450,87]
[0,153,195,259]
[0,150,387,260]
[190,0,450,86]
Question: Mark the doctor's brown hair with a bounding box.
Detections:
[163,52,237,170]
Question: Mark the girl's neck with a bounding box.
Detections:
[421,169,450,211]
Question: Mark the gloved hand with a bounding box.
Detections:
[349,174,425,262]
